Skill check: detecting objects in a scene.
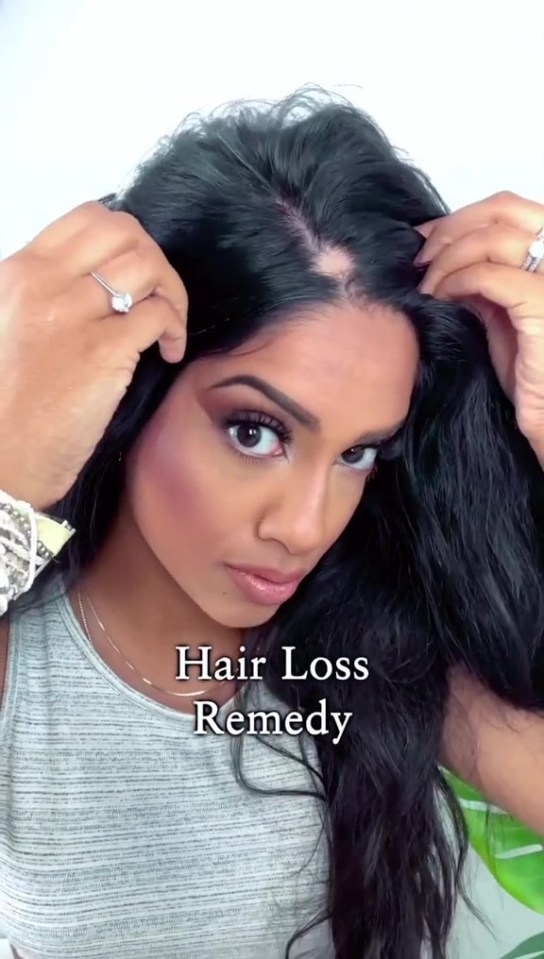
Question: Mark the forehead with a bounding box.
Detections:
[192,302,419,430]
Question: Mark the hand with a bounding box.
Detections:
[0,201,188,510]
[416,191,544,464]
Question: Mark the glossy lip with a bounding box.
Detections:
[225,565,306,606]
[225,563,308,585]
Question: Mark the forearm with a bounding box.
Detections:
[441,667,544,836]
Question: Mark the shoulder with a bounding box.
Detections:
[0,577,65,709]
[441,666,544,835]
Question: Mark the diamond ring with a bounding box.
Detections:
[522,227,544,273]
[91,271,134,313]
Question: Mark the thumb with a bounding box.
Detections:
[472,294,517,401]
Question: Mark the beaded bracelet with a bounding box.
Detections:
[0,491,74,616]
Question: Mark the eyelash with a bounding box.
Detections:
[222,410,292,465]
[221,409,400,470]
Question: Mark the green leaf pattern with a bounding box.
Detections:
[498,931,544,958]
[444,770,544,913]
[443,771,544,958]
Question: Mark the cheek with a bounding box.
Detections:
[127,415,228,568]
[331,474,369,541]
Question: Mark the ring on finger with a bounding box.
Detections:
[91,270,134,313]
[521,227,544,273]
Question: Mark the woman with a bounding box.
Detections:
[0,92,543,959]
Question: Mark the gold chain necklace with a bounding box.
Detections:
[76,588,226,700]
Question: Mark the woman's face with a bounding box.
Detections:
[126,302,419,628]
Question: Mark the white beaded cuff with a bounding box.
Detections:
[0,490,75,616]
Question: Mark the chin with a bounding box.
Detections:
[203,599,278,630]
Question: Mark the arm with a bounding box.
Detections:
[441,666,544,836]
[417,195,544,835]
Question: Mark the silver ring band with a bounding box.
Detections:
[91,271,134,313]
[522,227,544,273]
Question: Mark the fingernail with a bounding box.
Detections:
[414,250,430,267]
[160,340,186,363]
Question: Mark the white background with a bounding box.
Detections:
[0,1,543,957]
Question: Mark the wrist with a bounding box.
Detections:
[0,478,52,513]
[0,490,75,614]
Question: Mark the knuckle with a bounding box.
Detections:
[0,253,27,288]
[430,227,452,246]
[75,200,109,224]
[159,283,188,320]
[478,264,498,296]
[130,242,150,271]
[150,296,185,339]
[494,222,512,240]
[516,408,540,437]
[79,200,106,215]
[491,223,515,248]
[174,291,188,318]
[110,210,143,244]
[146,251,188,312]
[493,189,518,207]
[484,222,512,251]
[144,238,171,276]
[148,293,178,323]
[475,261,491,279]
[0,250,42,296]
[132,242,171,289]
[173,277,188,310]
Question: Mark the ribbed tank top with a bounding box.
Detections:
[0,576,333,959]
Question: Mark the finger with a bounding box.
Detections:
[28,201,111,253]
[28,200,188,332]
[463,293,518,398]
[58,211,188,320]
[64,246,188,326]
[64,212,158,279]
[419,224,543,295]
[428,262,544,330]
[415,221,439,240]
[415,192,544,265]
[104,295,187,363]
[31,204,174,298]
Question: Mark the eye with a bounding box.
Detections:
[227,423,282,458]
[340,446,378,472]
[223,410,292,460]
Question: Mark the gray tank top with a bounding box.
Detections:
[0,576,333,959]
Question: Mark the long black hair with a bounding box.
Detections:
[28,91,544,957]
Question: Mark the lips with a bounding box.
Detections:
[225,564,306,585]
[225,565,306,606]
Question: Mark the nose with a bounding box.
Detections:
[257,468,332,557]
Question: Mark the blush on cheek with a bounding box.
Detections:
[141,422,199,521]
[127,393,232,595]
[127,421,209,587]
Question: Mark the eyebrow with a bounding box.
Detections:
[207,374,406,446]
